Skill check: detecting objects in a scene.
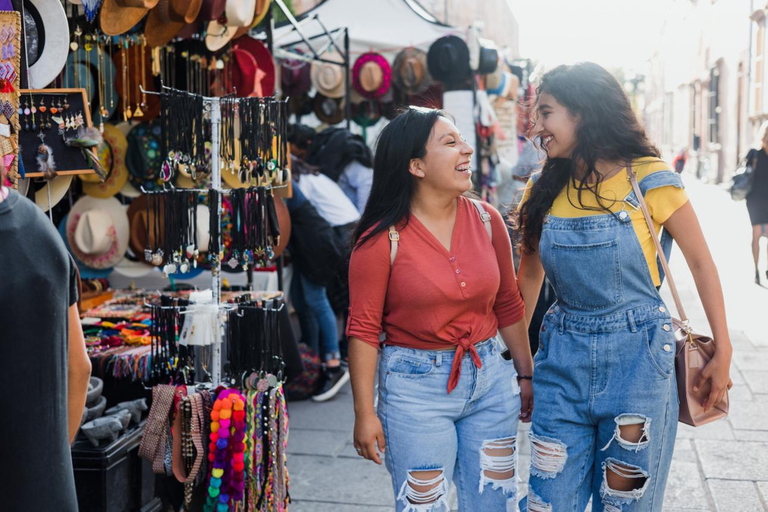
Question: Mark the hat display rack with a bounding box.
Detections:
[272,6,352,129]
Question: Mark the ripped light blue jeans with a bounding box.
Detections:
[377,337,522,511]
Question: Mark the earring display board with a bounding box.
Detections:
[0,11,21,187]
[19,88,97,178]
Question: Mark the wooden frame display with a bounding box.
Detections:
[19,88,96,178]
[0,11,21,187]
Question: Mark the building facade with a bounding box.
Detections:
[644,0,753,183]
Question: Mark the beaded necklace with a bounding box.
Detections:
[205,389,247,512]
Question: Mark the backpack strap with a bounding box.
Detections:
[470,199,493,244]
[388,226,399,265]
[388,200,493,265]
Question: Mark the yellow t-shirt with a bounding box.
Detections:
[520,157,689,286]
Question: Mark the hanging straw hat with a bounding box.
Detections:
[34,175,73,212]
[145,0,204,48]
[232,0,271,39]
[205,0,256,52]
[24,0,70,88]
[66,196,130,270]
[57,214,113,279]
[100,0,159,36]
[311,49,345,99]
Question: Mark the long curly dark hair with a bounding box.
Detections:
[517,62,660,254]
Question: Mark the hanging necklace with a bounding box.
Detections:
[134,37,144,118]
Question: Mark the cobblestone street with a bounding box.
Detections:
[285,175,768,511]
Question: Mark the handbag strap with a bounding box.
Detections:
[626,162,689,323]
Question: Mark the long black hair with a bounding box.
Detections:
[353,107,446,247]
[517,62,661,253]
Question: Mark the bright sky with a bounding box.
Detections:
[507,0,674,72]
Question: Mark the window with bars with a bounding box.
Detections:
[756,21,764,114]
[708,67,720,145]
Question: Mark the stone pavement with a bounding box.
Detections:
[284,177,768,511]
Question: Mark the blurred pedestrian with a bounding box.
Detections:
[745,121,768,284]
[0,163,92,511]
[288,124,374,213]
[347,107,532,510]
[517,62,732,511]
[287,156,358,401]
[672,147,687,173]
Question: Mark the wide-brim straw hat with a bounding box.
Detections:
[311,49,345,99]
[58,214,114,279]
[34,175,73,212]
[205,0,256,52]
[232,0,271,39]
[100,0,159,36]
[66,196,130,270]
[24,0,70,88]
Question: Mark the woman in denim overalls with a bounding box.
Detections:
[517,63,733,511]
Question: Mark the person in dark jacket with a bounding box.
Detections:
[746,122,768,284]
[286,158,350,402]
[288,124,374,213]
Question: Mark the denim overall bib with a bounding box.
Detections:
[523,170,684,512]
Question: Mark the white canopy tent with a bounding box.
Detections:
[273,0,460,56]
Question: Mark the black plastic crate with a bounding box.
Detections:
[71,422,157,512]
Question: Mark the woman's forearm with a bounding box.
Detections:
[518,251,546,327]
[349,337,380,415]
[686,256,732,356]
[498,320,534,377]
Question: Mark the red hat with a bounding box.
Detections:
[352,52,391,100]
[228,49,259,97]
[231,36,275,97]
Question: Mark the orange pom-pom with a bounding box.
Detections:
[219,408,232,420]
[211,410,220,421]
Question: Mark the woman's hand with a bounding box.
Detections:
[519,378,533,422]
[694,350,733,412]
[353,410,386,465]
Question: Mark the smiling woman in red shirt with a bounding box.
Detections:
[346,107,533,511]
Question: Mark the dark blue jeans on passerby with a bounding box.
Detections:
[290,269,340,361]
[287,181,340,361]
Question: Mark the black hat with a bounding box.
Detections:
[427,35,471,86]
[478,47,499,75]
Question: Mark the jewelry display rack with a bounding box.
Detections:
[141,84,288,386]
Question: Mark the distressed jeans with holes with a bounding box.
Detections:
[377,337,521,512]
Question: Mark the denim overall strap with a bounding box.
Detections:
[622,169,684,285]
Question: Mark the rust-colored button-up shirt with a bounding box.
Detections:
[346,197,525,392]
